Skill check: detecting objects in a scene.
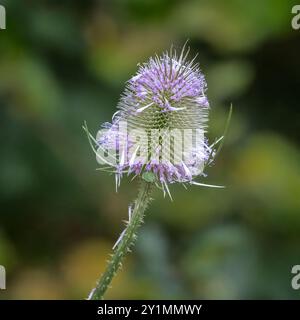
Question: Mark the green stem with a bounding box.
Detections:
[88,180,153,300]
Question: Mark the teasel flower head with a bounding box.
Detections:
[85,44,225,198]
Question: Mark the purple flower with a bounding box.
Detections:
[92,45,221,196]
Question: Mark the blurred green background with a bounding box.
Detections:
[0,0,300,299]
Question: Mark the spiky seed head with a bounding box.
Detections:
[95,45,216,192]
